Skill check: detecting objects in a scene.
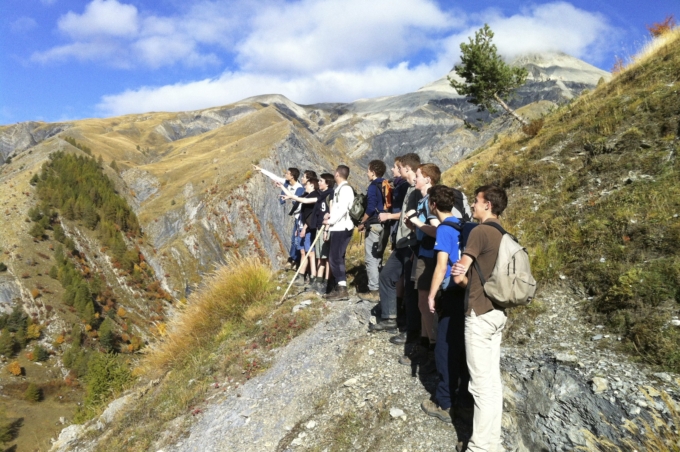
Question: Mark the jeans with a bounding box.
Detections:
[329,229,353,284]
[465,309,507,452]
[364,224,385,291]
[289,217,302,261]
[434,296,468,410]
[379,246,418,327]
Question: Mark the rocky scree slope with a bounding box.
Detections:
[51,285,679,451]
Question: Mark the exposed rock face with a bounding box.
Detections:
[0,275,22,313]
[0,52,611,303]
[0,121,70,162]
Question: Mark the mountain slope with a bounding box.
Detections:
[442,29,680,370]
[0,51,609,450]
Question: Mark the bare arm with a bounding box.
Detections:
[427,251,449,313]
[408,214,440,237]
[379,212,401,222]
[452,254,473,287]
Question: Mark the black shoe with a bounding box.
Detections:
[368,318,398,333]
[389,330,420,345]
[324,286,349,301]
[370,303,382,317]
[419,350,437,375]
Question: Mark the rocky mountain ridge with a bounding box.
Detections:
[0,51,614,450]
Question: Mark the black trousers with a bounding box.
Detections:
[329,229,353,284]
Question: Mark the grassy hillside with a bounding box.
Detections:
[442,29,680,370]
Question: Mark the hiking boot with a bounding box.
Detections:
[421,398,452,424]
[368,318,398,333]
[311,280,326,295]
[324,286,349,301]
[419,350,437,375]
[389,330,420,345]
[399,345,427,366]
[293,274,307,287]
[360,290,380,302]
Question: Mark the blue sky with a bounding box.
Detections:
[1,0,678,125]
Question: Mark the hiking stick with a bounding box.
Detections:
[279,225,326,304]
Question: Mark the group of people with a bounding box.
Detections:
[254,155,510,452]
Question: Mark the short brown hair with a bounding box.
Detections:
[288,168,300,181]
[304,170,317,180]
[336,165,350,180]
[306,177,319,191]
[368,160,386,177]
[475,184,507,216]
[399,153,420,171]
[394,156,403,165]
[320,173,335,189]
[428,185,456,212]
[418,163,441,185]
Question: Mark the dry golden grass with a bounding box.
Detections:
[139,255,272,375]
[612,26,680,77]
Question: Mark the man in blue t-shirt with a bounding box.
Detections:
[420,184,471,425]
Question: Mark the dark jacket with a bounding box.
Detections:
[365,178,386,222]
[314,188,333,229]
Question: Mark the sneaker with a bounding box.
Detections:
[421,398,452,423]
[389,330,420,345]
[360,290,380,302]
[368,318,397,333]
[324,286,349,301]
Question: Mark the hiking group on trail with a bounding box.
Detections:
[253,155,536,452]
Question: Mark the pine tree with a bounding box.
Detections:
[449,24,529,125]
[98,318,115,352]
[24,383,42,402]
[0,328,14,357]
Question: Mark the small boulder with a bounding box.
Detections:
[591,377,608,394]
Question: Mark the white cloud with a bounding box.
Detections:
[96,1,615,116]
[97,62,445,115]
[10,17,38,33]
[58,0,139,39]
[32,0,240,67]
[236,0,458,74]
[483,2,612,60]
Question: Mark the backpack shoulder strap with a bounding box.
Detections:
[480,221,518,241]
[441,219,464,231]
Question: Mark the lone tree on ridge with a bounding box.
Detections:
[449,24,529,126]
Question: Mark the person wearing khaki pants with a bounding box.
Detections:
[452,184,509,452]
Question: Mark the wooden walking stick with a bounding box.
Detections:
[279,225,326,303]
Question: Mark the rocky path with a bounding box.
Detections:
[157,284,680,452]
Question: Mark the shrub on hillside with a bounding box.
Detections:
[6,361,21,376]
[24,383,42,402]
[74,352,131,423]
[141,256,272,373]
[647,15,676,37]
[521,118,545,137]
[33,344,50,362]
